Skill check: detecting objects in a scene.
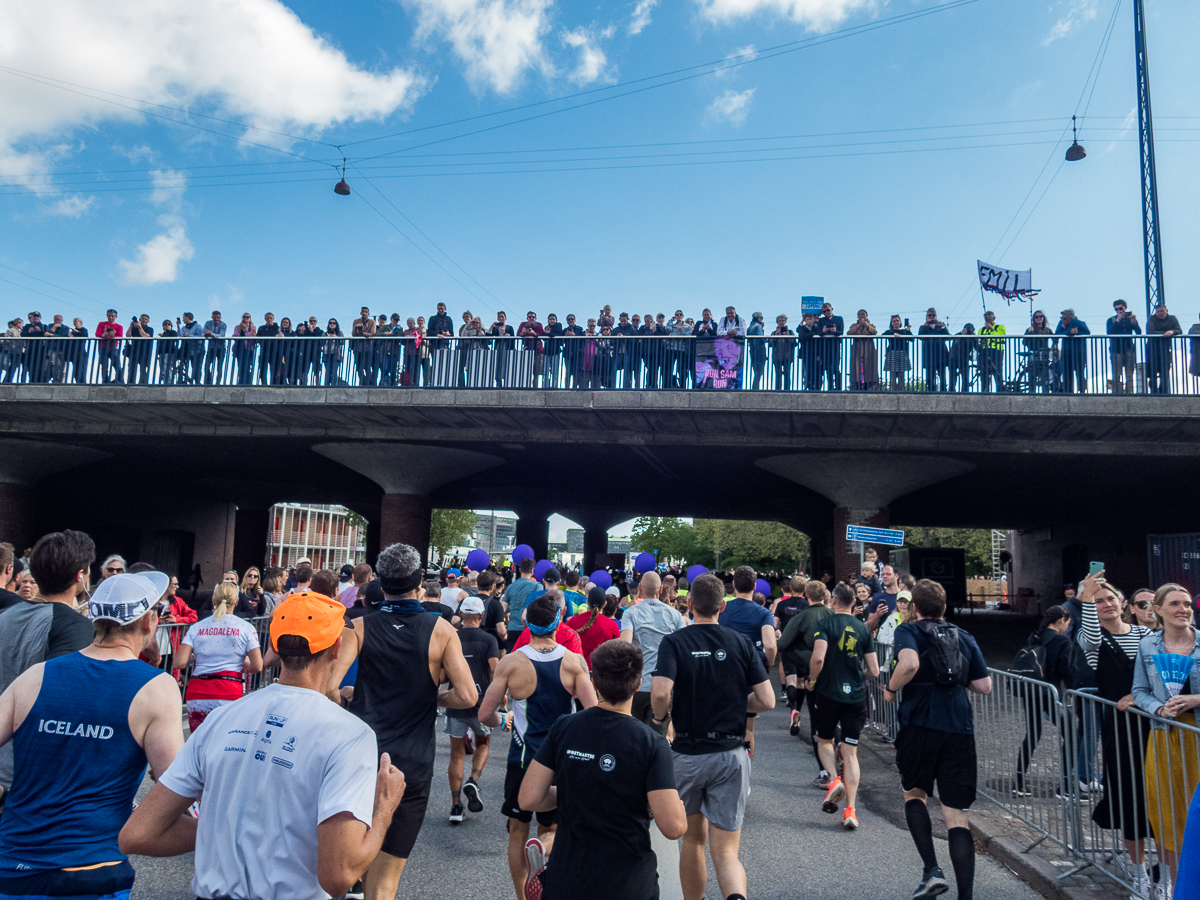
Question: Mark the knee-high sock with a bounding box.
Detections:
[905,799,939,874]
[785,684,798,710]
[948,827,974,900]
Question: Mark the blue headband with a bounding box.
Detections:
[527,607,562,635]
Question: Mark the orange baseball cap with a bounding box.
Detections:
[270,591,346,654]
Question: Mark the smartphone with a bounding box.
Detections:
[1089,561,1105,577]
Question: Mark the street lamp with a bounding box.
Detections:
[1065,115,1086,162]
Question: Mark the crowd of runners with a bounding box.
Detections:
[9,530,1199,900]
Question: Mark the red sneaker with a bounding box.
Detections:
[523,838,547,900]
[821,776,845,814]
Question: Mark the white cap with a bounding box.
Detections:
[605,586,620,597]
[296,557,312,566]
[88,571,170,624]
[459,597,485,615]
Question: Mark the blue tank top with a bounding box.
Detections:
[0,653,160,874]
[509,645,573,767]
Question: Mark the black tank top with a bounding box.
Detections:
[348,610,439,781]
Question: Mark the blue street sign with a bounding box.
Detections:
[801,296,825,315]
[846,525,906,547]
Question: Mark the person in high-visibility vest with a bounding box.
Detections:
[979,311,1006,393]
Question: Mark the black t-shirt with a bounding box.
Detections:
[534,707,676,900]
[449,627,499,719]
[774,594,807,628]
[48,602,95,657]
[420,600,454,622]
[0,588,22,611]
[811,613,874,704]
[653,623,769,756]
[479,594,505,640]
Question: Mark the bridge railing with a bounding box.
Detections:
[2,334,1198,395]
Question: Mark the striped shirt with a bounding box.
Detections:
[1078,601,1149,669]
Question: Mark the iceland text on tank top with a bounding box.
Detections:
[0,654,160,874]
[509,644,573,767]
[348,610,439,781]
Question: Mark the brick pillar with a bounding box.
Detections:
[833,507,890,584]
[380,494,432,566]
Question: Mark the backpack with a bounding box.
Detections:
[1008,636,1047,683]
[914,619,967,687]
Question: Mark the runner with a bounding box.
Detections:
[717,566,777,757]
[806,584,879,831]
[512,591,584,655]
[173,580,264,732]
[325,542,479,900]
[651,573,774,900]
[566,586,621,669]
[440,569,469,611]
[478,594,598,900]
[447,597,500,824]
[779,581,837,779]
[619,571,687,735]
[477,571,508,649]
[519,640,687,900]
[505,558,539,652]
[560,570,588,616]
[121,591,407,900]
[0,571,184,900]
[884,579,991,900]
[771,575,808,731]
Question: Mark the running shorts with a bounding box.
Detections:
[810,694,866,745]
[0,859,134,898]
[502,762,557,827]
[895,724,978,810]
[631,692,669,737]
[781,655,798,677]
[444,715,491,739]
[379,777,432,859]
[672,747,750,833]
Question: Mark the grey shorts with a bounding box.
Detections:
[444,715,491,739]
[673,747,751,833]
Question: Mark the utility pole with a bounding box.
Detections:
[1134,0,1164,320]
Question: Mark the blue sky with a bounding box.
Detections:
[2,0,1198,337]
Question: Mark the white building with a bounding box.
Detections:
[267,503,366,570]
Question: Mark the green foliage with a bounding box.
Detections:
[898,527,993,578]
[630,517,701,563]
[430,509,477,561]
[631,516,809,572]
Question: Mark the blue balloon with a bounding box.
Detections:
[635,552,656,573]
[589,569,613,590]
[686,564,708,583]
[512,544,534,564]
[465,549,490,571]
[534,559,554,581]
[756,578,771,598]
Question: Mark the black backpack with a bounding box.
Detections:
[914,619,967,687]
[1008,636,1047,682]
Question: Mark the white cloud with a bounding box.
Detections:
[714,44,757,77]
[49,195,95,218]
[118,216,194,285]
[0,0,427,191]
[696,0,875,30]
[1044,0,1098,44]
[629,0,659,35]
[149,169,186,207]
[404,0,554,93]
[561,25,616,86]
[706,88,755,125]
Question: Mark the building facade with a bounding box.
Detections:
[267,503,367,570]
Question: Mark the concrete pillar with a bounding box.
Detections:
[515,511,550,563]
[833,507,890,584]
[233,506,271,576]
[582,526,608,572]
[0,483,34,554]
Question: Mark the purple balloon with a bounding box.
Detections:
[635,552,656,573]
[512,544,534,564]
[534,559,555,581]
[465,549,490,572]
[755,578,771,598]
[589,569,613,590]
[686,564,708,583]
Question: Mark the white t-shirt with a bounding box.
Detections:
[159,683,377,900]
[182,615,259,676]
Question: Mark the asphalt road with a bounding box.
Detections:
[130,693,1043,900]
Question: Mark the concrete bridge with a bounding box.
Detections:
[2,383,1198,603]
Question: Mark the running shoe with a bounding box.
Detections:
[912,867,950,898]
[523,838,547,900]
[789,709,801,736]
[345,881,365,900]
[463,778,483,813]
[464,731,475,755]
[449,804,465,824]
[812,773,831,790]
[821,776,845,813]
[842,806,859,830]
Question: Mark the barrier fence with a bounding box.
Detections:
[3,334,1200,395]
[152,616,276,696]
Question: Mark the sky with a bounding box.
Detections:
[2,0,1198,340]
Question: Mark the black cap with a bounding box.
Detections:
[339,563,354,580]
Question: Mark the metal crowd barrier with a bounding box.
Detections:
[865,641,899,743]
[3,334,1200,395]
[152,615,275,696]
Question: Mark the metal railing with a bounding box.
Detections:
[865,641,899,742]
[3,334,1200,395]
[152,615,276,695]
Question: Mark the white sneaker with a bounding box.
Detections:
[1079,778,1101,794]
[1129,869,1152,900]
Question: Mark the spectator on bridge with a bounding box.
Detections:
[1055,308,1090,394]
[719,305,746,339]
[67,317,89,383]
[489,311,513,387]
[1146,301,1182,395]
[1023,310,1054,393]
[96,309,124,384]
[126,313,154,385]
[979,311,1006,393]
[351,306,376,385]
[517,311,545,384]
[770,315,795,391]
[322,318,344,386]
[597,304,615,330]
[795,311,818,390]
[559,313,583,388]
[747,311,767,390]
[918,308,949,392]
[1,318,23,384]
[19,311,47,384]
[156,319,178,385]
[1106,300,1141,394]
[544,312,566,386]
[847,309,878,391]
[42,314,70,384]
[200,311,227,385]
[692,308,717,339]
[613,312,636,387]
[255,312,280,385]
[948,323,977,393]
[1189,314,1200,381]
[177,312,204,384]
[230,313,256,386]
[427,302,454,352]
[882,315,913,392]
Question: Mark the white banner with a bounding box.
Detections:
[977,260,1036,297]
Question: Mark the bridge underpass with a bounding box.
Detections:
[1,384,1198,604]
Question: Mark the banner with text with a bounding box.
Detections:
[977,261,1038,300]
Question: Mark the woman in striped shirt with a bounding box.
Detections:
[1077,573,1154,896]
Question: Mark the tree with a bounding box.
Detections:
[692,519,810,573]
[897,526,993,578]
[430,509,477,561]
[630,517,698,563]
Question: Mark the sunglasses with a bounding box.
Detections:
[1134,601,1152,610]
[105,566,123,573]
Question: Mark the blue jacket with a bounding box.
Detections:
[1132,629,1200,729]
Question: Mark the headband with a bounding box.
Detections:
[527,607,562,635]
[379,567,423,597]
